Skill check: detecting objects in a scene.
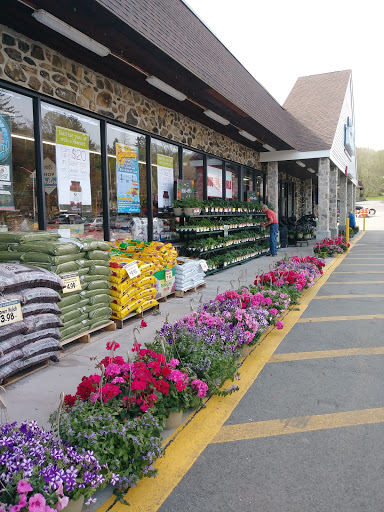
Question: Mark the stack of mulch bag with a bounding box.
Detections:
[0,262,63,384]
[0,232,112,344]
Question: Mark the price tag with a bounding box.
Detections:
[0,299,23,325]
[223,225,229,237]
[61,272,82,294]
[200,260,208,272]
[164,269,173,282]
[124,262,141,279]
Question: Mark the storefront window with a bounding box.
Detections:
[0,88,37,232]
[243,169,254,202]
[256,177,263,203]
[207,158,223,199]
[41,103,102,238]
[107,124,147,241]
[183,149,203,199]
[151,139,179,241]
[225,163,239,200]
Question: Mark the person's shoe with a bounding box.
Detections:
[271,253,277,256]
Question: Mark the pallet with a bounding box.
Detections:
[3,359,50,387]
[157,292,176,303]
[60,320,116,347]
[112,304,160,329]
[175,282,206,298]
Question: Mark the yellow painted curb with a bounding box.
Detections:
[98,233,364,512]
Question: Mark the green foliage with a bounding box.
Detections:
[357,147,384,196]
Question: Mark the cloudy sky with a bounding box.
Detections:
[185,0,383,150]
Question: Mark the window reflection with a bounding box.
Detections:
[0,89,37,232]
[225,163,239,200]
[41,102,102,239]
[183,149,203,199]
[107,124,147,241]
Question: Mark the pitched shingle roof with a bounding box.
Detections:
[283,70,352,150]
[95,0,348,152]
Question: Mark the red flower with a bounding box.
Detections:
[64,394,76,408]
[155,380,169,395]
[100,383,121,402]
[140,320,147,328]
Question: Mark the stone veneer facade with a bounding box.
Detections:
[0,25,260,169]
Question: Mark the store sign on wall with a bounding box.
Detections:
[116,143,140,213]
[0,114,15,211]
[55,126,91,213]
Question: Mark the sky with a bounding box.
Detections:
[185,0,383,150]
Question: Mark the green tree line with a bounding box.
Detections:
[357,147,384,197]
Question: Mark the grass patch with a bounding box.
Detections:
[361,196,384,201]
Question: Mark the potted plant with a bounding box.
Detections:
[182,197,202,216]
[0,421,111,511]
[172,200,184,216]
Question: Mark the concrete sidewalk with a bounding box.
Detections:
[5,241,320,427]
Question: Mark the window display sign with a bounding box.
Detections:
[176,179,195,200]
[43,157,57,195]
[157,154,174,210]
[247,191,258,203]
[0,114,15,211]
[207,166,233,199]
[116,143,140,213]
[55,127,91,213]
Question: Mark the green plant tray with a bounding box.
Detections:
[205,252,268,275]
[181,212,265,218]
[187,237,270,256]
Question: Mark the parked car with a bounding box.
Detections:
[84,217,103,232]
[48,214,86,225]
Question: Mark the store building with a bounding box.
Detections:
[0,0,356,242]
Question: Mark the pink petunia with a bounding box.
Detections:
[275,321,284,330]
[29,494,46,512]
[17,481,33,494]
[55,496,69,511]
[169,358,180,368]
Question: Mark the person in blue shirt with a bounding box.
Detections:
[348,211,356,227]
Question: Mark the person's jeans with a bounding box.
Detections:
[269,223,278,255]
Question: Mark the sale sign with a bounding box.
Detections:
[55,126,91,213]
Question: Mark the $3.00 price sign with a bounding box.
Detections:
[124,262,141,279]
[0,299,23,326]
[61,272,82,294]
[200,260,208,272]
[164,269,173,282]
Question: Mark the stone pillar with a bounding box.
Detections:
[303,179,312,215]
[339,172,347,233]
[329,166,338,238]
[316,157,331,241]
[347,180,353,216]
[267,161,279,217]
[352,184,356,213]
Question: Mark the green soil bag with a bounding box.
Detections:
[75,259,110,269]
[59,293,81,308]
[61,313,88,329]
[0,231,59,243]
[89,318,111,330]
[60,324,88,341]
[79,274,106,283]
[34,261,79,274]
[60,309,82,323]
[0,251,23,261]
[88,306,112,319]
[21,252,85,265]
[88,293,111,306]
[15,241,80,256]
[85,250,110,261]
[85,280,110,291]
[88,265,111,276]
[77,267,90,277]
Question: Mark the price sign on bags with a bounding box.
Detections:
[164,269,173,282]
[61,272,82,294]
[124,262,141,279]
[200,260,208,272]
[0,299,23,325]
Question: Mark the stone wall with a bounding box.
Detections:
[0,25,260,169]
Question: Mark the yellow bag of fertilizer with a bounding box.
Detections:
[136,299,159,313]
[109,285,138,301]
[111,300,139,318]
[136,287,157,301]
[136,275,156,288]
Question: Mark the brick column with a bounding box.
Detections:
[329,166,338,238]
[267,161,279,218]
[338,172,347,233]
[316,157,331,241]
[303,179,312,215]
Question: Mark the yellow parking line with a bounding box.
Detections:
[334,271,384,273]
[325,281,384,284]
[313,294,384,299]
[269,347,384,363]
[298,314,384,323]
[211,407,384,444]
[340,264,384,266]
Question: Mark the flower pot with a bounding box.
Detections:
[184,207,200,216]
[238,344,250,358]
[165,410,183,429]
[303,234,311,240]
[297,233,303,239]
[65,496,84,512]
[173,207,183,216]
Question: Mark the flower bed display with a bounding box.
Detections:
[1,255,325,508]
[313,236,350,257]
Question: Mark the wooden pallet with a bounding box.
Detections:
[175,282,206,298]
[112,304,160,329]
[157,292,176,303]
[60,320,116,347]
[3,359,50,387]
